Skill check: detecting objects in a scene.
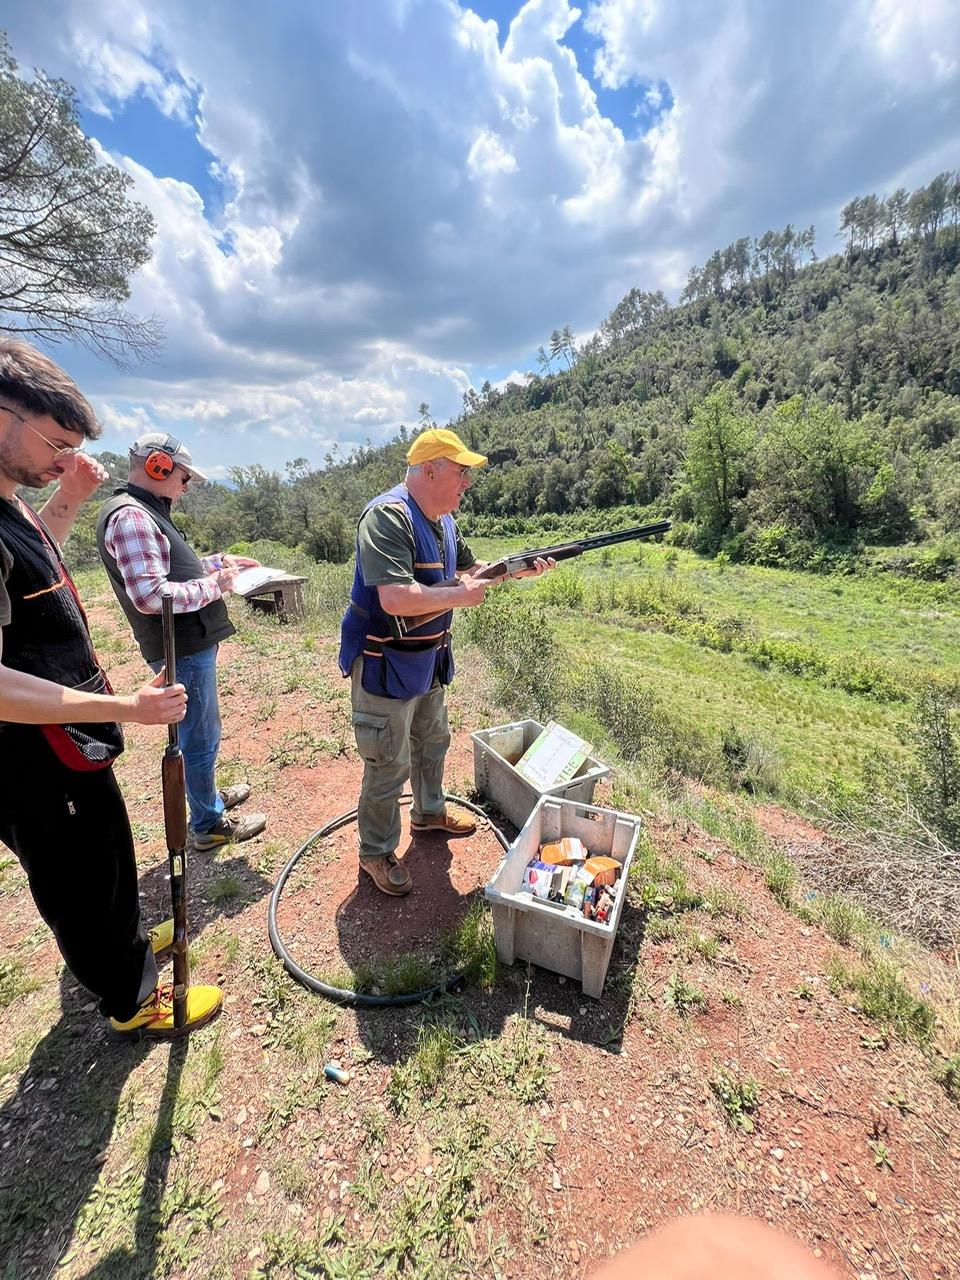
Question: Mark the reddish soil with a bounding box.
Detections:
[2,601,959,1280]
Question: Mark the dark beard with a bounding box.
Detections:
[0,440,48,490]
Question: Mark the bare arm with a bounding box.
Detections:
[377,556,554,619]
[37,454,110,546]
[377,573,496,618]
[0,633,188,726]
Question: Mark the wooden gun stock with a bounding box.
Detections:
[162,752,189,850]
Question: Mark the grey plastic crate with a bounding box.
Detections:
[470,718,611,830]
[484,795,643,998]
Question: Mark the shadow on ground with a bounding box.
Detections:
[0,854,271,1279]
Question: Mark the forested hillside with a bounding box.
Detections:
[59,170,960,576]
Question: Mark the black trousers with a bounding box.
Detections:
[0,731,157,1022]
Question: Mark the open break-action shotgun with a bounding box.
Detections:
[396,517,671,635]
[161,591,191,1029]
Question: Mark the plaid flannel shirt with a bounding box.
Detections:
[103,506,223,615]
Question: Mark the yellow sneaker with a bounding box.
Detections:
[147,919,174,960]
[109,983,223,1040]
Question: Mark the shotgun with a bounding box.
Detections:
[161,592,191,1029]
[472,518,672,579]
[395,518,671,635]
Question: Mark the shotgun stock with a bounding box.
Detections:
[161,592,191,1029]
[395,518,671,635]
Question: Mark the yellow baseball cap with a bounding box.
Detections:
[406,427,487,468]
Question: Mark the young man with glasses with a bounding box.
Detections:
[96,433,267,851]
[338,427,553,896]
[0,338,222,1038]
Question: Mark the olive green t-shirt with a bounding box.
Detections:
[357,501,475,587]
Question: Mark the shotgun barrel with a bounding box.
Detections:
[475,518,672,579]
[394,518,671,635]
[161,592,191,1029]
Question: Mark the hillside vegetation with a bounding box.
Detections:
[102,168,959,582]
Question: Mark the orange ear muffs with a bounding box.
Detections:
[144,449,175,480]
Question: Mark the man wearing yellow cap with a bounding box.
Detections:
[339,427,550,895]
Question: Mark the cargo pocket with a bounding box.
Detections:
[352,711,395,765]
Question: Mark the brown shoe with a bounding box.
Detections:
[410,809,477,837]
[359,852,412,896]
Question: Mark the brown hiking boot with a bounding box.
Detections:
[410,808,477,837]
[359,852,412,896]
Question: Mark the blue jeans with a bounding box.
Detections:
[150,646,225,835]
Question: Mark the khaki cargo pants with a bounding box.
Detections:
[350,658,451,860]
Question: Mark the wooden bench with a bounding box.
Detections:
[239,574,308,623]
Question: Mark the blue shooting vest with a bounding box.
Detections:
[338,485,457,699]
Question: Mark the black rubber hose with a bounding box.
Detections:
[267,793,510,1008]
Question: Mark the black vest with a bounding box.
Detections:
[96,485,235,664]
[0,497,123,768]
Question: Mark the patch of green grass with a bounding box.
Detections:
[828,954,935,1044]
[665,971,706,1016]
[646,913,682,943]
[128,820,164,843]
[0,957,42,1010]
[711,1068,760,1131]
[935,1054,960,1099]
[258,1074,326,1143]
[269,726,345,768]
[812,893,874,947]
[389,1018,462,1112]
[763,851,797,908]
[439,898,499,989]
[686,932,720,963]
[553,615,911,796]
[702,886,746,919]
[205,872,249,907]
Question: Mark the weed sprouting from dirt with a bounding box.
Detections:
[711,1068,760,1131]
[665,971,706,1016]
[439,898,498,989]
[205,872,248,907]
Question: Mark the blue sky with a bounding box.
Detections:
[2,0,958,479]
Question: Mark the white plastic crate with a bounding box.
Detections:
[484,795,643,998]
[471,718,612,830]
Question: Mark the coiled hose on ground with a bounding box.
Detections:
[268,793,509,1007]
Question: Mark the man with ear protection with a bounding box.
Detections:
[96,433,267,852]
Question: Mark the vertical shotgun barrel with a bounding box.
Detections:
[161,592,190,1029]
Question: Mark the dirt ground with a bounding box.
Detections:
[1,590,959,1280]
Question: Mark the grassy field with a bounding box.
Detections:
[469,537,960,799]
[470,537,960,670]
